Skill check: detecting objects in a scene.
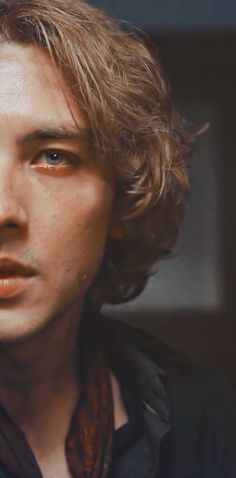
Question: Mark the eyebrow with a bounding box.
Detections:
[18,126,93,145]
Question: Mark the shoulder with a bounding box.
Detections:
[100,315,236,477]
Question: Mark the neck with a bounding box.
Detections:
[0,301,83,449]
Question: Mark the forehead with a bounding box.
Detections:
[0,42,87,131]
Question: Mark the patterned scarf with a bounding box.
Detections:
[0,314,114,478]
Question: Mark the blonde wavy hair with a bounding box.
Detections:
[0,0,192,306]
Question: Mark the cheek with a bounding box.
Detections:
[64,182,113,248]
[35,180,114,291]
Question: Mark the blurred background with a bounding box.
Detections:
[90,0,236,382]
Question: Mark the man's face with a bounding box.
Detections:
[0,43,115,342]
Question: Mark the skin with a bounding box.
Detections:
[0,43,127,477]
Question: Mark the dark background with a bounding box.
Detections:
[90,1,236,382]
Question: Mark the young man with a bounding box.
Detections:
[0,1,235,477]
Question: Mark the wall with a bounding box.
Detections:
[89,0,236,32]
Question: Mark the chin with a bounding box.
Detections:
[0,310,49,346]
[0,287,42,342]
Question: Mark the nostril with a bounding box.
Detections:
[6,222,18,229]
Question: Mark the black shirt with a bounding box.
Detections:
[113,385,145,459]
[104,316,236,478]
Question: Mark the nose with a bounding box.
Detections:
[0,163,28,235]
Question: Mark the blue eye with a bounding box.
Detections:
[44,151,68,165]
[31,149,80,173]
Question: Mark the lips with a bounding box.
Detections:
[0,259,37,299]
[0,258,36,278]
